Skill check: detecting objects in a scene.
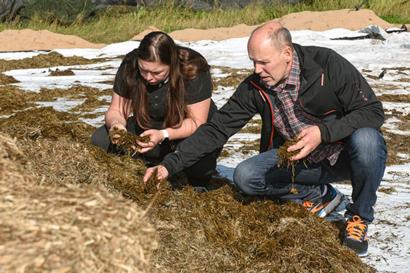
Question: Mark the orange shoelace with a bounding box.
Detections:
[303,201,314,209]
[346,215,367,241]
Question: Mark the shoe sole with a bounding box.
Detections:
[316,190,343,218]
[357,250,369,257]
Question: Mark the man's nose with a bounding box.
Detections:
[254,63,262,74]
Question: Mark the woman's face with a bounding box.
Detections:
[138,59,170,85]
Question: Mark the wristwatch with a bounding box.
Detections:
[160,129,169,143]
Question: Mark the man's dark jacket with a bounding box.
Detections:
[162,43,385,176]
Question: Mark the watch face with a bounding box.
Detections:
[161,129,169,140]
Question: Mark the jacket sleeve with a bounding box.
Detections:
[162,80,258,176]
[318,53,385,143]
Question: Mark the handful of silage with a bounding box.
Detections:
[109,127,150,155]
[144,168,165,194]
[277,139,303,194]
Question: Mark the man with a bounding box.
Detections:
[144,22,387,257]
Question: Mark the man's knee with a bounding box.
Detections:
[233,160,258,195]
[349,128,387,164]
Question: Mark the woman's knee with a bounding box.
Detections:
[91,125,110,151]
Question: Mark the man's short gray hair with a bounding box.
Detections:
[269,27,293,50]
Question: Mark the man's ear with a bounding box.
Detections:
[282,45,292,62]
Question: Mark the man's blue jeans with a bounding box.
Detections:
[233,128,387,222]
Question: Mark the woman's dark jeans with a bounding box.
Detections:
[232,128,387,222]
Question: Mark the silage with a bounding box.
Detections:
[277,139,307,194]
[0,106,375,273]
[0,85,35,115]
[108,127,150,156]
[0,51,406,271]
[0,52,104,73]
[212,66,252,89]
[0,132,158,273]
[0,73,18,84]
[0,85,111,118]
[49,68,75,76]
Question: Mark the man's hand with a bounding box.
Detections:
[143,165,169,183]
[137,129,165,153]
[109,123,127,145]
[288,125,322,161]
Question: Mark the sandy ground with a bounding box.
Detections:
[164,9,397,42]
[0,29,105,52]
[0,9,405,52]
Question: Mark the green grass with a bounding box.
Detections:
[0,0,409,44]
[381,15,409,24]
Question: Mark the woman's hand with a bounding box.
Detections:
[143,165,169,183]
[109,123,127,145]
[137,129,165,153]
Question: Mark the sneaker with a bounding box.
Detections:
[343,215,369,257]
[302,184,343,218]
[192,186,209,193]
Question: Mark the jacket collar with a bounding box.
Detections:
[293,43,323,95]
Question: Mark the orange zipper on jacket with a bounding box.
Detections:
[250,80,275,149]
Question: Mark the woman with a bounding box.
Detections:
[92,31,219,185]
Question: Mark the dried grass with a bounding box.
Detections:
[398,77,410,83]
[218,148,232,159]
[383,110,410,165]
[378,93,410,102]
[70,96,111,113]
[382,128,410,165]
[212,66,252,89]
[378,187,396,194]
[238,118,262,135]
[0,85,34,115]
[0,73,18,84]
[148,186,374,273]
[277,139,304,194]
[0,52,103,73]
[108,127,150,155]
[0,48,407,273]
[0,107,89,141]
[49,68,75,76]
[0,85,111,117]
[238,139,260,154]
[372,83,404,91]
[30,86,111,102]
[0,107,374,273]
[2,54,401,273]
[0,133,157,273]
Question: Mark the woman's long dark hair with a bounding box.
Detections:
[118,31,210,129]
